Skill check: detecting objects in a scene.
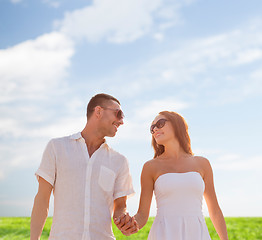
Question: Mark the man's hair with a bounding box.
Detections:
[86,93,120,119]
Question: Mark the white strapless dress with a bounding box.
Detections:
[148,172,211,240]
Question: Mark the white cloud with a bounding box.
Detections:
[43,0,61,8]
[0,31,74,103]
[0,109,85,139]
[219,193,262,217]
[242,69,262,96]
[10,0,22,3]
[56,0,194,43]
[153,32,165,41]
[108,98,189,144]
[234,49,262,65]
[213,154,262,171]
[0,140,43,175]
[193,148,224,156]
[193,148,262,172]
[134,98,189,121]
[0,107,87,183]
[29,116,86,139]
[107,18,262,102]
[148,28,262,81]
[0,170,4,180]
[0,114,86,180]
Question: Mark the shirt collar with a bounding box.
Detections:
[70,132,108,149]
[70,132,82,140]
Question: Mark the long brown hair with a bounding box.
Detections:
[152,111,193,158]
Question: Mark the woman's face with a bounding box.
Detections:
[151,114,175,145]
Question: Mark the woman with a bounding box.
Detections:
[117,111,228,239]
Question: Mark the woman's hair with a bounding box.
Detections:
[152,111,193,158]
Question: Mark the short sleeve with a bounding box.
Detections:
[113,156,135,200]
[35,139,56,187]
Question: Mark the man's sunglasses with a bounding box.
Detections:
[102,107,125,120]
[150,119,168,134]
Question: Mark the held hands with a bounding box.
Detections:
[114,213,139,236]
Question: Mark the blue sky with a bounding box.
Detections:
[0,0,262,217]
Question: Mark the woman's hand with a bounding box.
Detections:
[114,213,139,236]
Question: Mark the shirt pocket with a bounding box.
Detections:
[98,166,116,192]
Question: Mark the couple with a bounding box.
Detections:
[30,93,228,240]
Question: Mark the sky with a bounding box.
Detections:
[0,0,262,217]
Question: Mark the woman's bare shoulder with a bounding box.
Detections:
[142,157,162,174]
[193,155,210,165]
[193,155,213,176]
[143,158,159,168]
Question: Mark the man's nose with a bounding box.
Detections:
[119,118,124,125]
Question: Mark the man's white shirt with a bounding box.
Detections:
[36,132,135,240]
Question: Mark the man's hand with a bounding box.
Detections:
[114,213,139,236]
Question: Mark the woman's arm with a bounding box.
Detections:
[114,160,155,234]
[133,161,155,229]
[201,157,228,240]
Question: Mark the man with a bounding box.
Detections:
[30,93,137,240]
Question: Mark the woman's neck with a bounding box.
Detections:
[160,139,187,160]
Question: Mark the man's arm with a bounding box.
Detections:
[113,196,127,220]
[30,177,53,240]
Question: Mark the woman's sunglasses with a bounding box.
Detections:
[150,119,168,134]
[102,107,125,120]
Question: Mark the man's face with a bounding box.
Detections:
[99,100,124,137]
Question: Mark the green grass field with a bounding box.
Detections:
[0,217,261,239]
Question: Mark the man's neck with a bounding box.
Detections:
[81,127,105,157]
